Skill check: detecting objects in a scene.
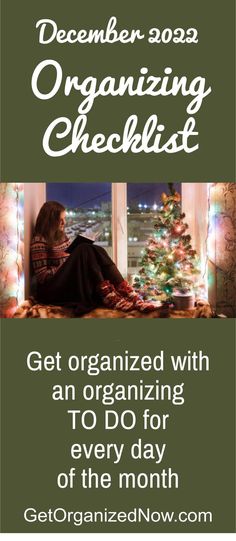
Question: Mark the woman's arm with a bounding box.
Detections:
[31,236,62,284]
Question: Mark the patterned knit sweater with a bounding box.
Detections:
[31,234,71,284]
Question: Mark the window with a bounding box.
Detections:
[46,183,112,257]
[23,182,207,298]
[127,183,181,280]
[46,182,181,280]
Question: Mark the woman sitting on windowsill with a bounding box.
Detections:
[30,201,157,316]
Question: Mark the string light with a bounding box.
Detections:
[160,272,166,280]
[4,183,24,315]
[205,183,235,308]
[134,185,202,302]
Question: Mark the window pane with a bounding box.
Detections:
[46,183,112,256]
[127,183,181,280]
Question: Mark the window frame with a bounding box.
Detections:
[24,182,209,295]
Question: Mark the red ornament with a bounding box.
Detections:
[173,248,185,261]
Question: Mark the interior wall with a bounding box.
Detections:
[208,183,236,316]
[182,182,236,315]
[24,183,46,297]
[182,183,209,292]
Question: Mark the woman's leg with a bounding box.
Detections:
[91,245,124,284]
[72,245,134,311]
[100,262,124,285]
[37,244,134,312]
[37,243,104,308]
[92,246,158,312]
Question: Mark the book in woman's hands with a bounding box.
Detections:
[66,234,94,254]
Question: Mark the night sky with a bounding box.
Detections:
[47,183,181,208]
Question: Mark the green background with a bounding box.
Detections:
[1,0,235,182]
[1,319,235,532]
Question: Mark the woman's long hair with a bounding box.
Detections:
[34,201,66,244]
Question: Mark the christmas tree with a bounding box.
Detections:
[134,184,201,301]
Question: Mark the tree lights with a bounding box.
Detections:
[134,184,202,302]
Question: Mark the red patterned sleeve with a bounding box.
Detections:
[30,236,60,284]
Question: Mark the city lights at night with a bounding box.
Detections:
[47,183,181,277]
